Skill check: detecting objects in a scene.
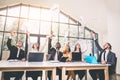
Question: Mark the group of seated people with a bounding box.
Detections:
[3,31,117,80]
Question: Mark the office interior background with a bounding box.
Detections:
[0,0,120,77]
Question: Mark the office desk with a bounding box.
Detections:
[57,62,109,80]
[0,61,109,80]
[0,60,57,80]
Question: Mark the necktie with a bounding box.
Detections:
[54,51,58,60]
[17,48,20,58]
[103,51,106,61]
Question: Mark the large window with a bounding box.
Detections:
[0,4,96,60]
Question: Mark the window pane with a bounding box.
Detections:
[52,22,58,37]
[0,16,5,31]
[70,25,78,37]
[41,8,51,21]
[5,17,19,31]
[19,19,28,33]
[52,13,58,22]
[79,26,84,38]
[0,9,6,15]
[29,36,38,51]
[8,6,20,17]
[40,21,51,35]
[29,7,40,20]
[79,39,93,57]
[40,37,47,52]
[85,29,92,38]
[60,13,68,23]
[58,37,65,51]
[0,32,3,53]
[28,20,40,34]
[69,38,78,51]
[59,24,68,36]
[20,6,29,18]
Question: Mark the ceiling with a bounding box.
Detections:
[0,0,120,33]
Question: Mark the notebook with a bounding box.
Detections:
[28,52,44,62]
[72,52,82,61]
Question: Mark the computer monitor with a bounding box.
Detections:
[28,52,44,62]
[72,52,82,61]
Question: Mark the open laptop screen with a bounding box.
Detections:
[28,52,44,62]
[72,52,82,62]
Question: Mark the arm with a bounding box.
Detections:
[91,31,103,51]
[48,37,52,52]
[95,39,103,51]
[40,37,48,52]
[7,38,12,50]
[7,31,15,50]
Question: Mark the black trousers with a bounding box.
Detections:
[74,70,85,80]
[4,71,24,80]
[48,68,62,80]
[26,71,42,80]
[89,70,105,80]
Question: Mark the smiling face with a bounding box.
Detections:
[16,41,23,48]
[103,43,111,50]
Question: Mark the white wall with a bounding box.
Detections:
[107,11,120,74]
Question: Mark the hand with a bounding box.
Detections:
[102,61,106,64]
[91,31,96,40]
[26,30,30,36]
[21,58,26,61]
[10,30,15,36]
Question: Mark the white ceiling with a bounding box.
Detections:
[0,0,120,33]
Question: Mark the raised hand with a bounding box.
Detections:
[91,31,96,40]
[10,30,15,36]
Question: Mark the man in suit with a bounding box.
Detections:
[89,32,116,80]
[4,31,26,80]
[47,32,62,80]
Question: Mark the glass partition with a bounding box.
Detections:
[0,4,96,60]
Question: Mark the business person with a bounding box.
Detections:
[47,32,62,80]
[61,43,76,80]
[26,32,47,80]
[4,31,26,80]
[89,32,116,80]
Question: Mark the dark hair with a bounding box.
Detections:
[55,42,61,50]
[74,43,81,52]
[32,43,40,51]
[106,43,112,50]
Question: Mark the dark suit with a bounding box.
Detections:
[4,38,26,80]
[48,38,62,80]
[89,39,116,80]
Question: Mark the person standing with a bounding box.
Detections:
[4,31,26,80]
[89,32,116,80]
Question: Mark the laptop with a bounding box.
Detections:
[72,52,82,62]
[28,52,44,62]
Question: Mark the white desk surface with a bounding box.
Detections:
[0,60,109,68]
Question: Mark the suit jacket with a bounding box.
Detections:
[7,38,26,60]
[95,39,116,74]
[48,38,62,61]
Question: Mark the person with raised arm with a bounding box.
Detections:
[89,32,116,80]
